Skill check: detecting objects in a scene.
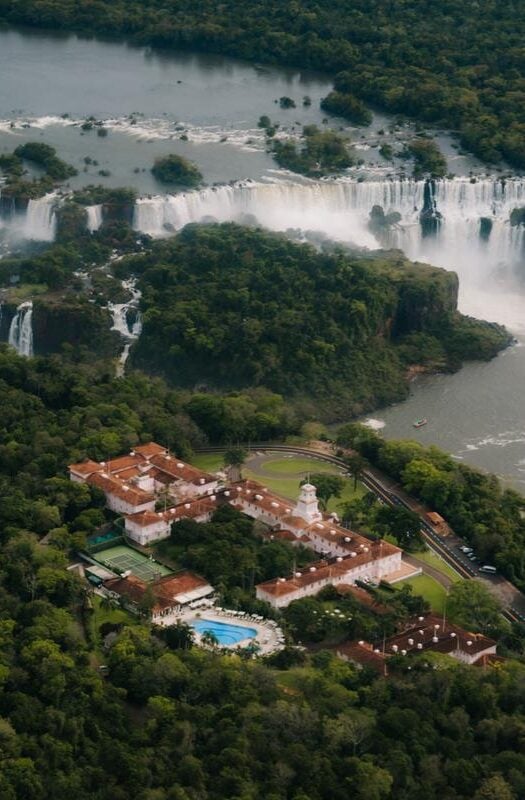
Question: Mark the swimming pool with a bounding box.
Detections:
[191,619,257,646]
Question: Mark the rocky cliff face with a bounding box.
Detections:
[32,301,120,357]
[391,267,459,337]
[0,299,120,358]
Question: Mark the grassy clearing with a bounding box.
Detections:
[92,595,137,628]
[192,453,225,472]
[192,451,364,512]
[262,457,337,475]
[413,549,461,582]
[396,574,447,613]
[89,595,138,656]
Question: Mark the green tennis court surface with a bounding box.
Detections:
[95,544,172,582]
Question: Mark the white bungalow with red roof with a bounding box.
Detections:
[87,472,156,515]
[68,443,220,533]
[124,496,218,545]
[256,541,402,609]
[104,570,214,620]
[337,614,499,672]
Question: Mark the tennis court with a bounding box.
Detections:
[95,544,172,582]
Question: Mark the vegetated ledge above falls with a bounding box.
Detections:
[0,296,121,358]
[125,223,510,421]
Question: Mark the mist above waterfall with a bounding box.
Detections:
[133,177,525,329]
[0,193,57,243]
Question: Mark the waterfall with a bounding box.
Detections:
[108,278,142,376]
[133,177,525,248]
[8,301,34,357]
[21,194,57,241]
[86,204,103,233]
[133,177,525,324]
[0,193,57,243]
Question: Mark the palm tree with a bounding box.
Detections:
[201,630,220,649]
[223,447,248,482]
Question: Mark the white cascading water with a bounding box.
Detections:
[20,194,57,241]
[0,192,57,243]
[108,278,143,375]
[8,301,34,357]
[86,204,103,233]
[133,176,525,325]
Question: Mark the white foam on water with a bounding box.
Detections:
[363,418,386,430]
[132,176,525,328]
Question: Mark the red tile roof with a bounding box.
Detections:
[87,472,155,507]
[104,570,212,613]
[151,453,216,486]
[133,442,167,460]
[104,455,142,474]
[127,497,218,527]
[68,459,105,477]
[257,553,371,598]
[231,479,400,560]
[105,574,148,604]
[154,571,211,600]
[336,642,388,675]
[383,614,496,658]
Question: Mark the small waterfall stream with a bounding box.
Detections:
[107,278,142,376]
[8,301,34,357]
[21,195,57,241]
[86,204,103,233]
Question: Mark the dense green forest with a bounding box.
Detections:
[0,0,524,168]
[0,345,524,798]
[337,424,525,591]
[126,223,508,419]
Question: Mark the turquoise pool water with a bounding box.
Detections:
[191,619,257,646]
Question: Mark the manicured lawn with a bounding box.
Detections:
[244,471,304,501]
[396,574,447,613]
[412,549,461,582]
[191,451,365,512]
[192,453,225,472]
[92,595,138,630]
[262,457,337,475]
[88,596,138,658]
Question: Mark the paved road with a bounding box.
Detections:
[403,553,456,590]
[198,443,525,624]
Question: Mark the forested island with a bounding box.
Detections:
[127,224,508,418]
[0,0,523,168]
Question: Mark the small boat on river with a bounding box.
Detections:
[413,418,428,428]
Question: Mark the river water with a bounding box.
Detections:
[0,27,483,191]
[1,26,525,486]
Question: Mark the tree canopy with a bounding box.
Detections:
[128,223,508,420]
[337,424,525,589]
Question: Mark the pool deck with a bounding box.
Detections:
[156,607,286,655]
